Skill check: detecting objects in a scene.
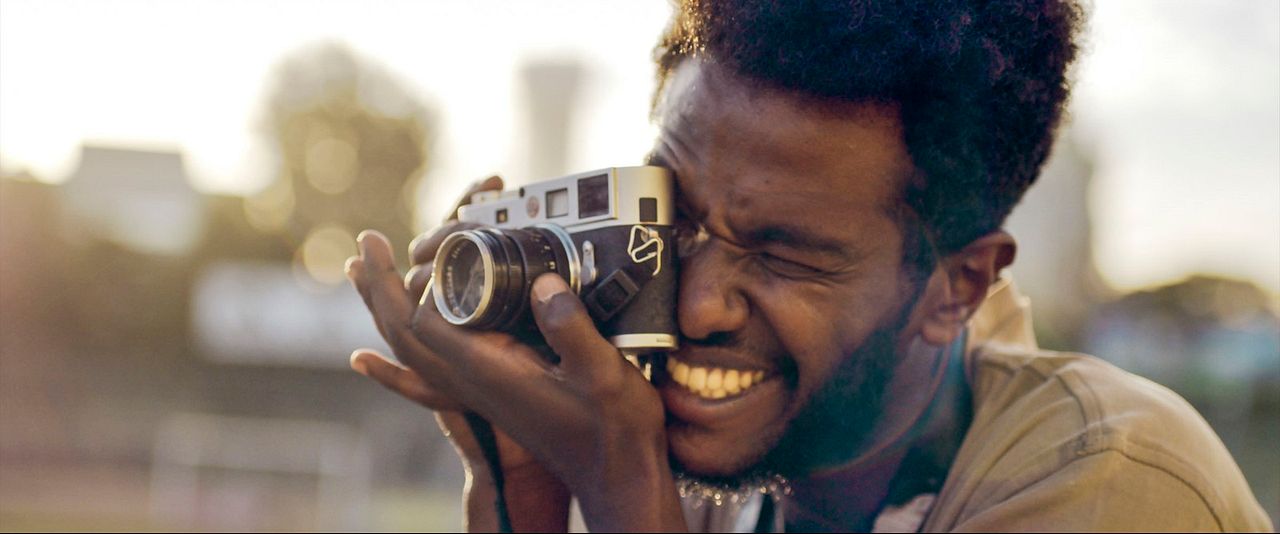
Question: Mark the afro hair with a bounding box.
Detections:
[655,0,1084,253]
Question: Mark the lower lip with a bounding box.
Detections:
[659,372,784,428]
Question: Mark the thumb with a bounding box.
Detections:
[529,273,617,375]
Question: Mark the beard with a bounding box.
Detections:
[666,316,906,489]
[669,219,938,489]
[668,281,924,487]
[759,321,900,477]
[759,246,933,478]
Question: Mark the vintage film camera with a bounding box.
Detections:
[430,166,677,372]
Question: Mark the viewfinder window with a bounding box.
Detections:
[546,188,570,218]
[577,174,610,218]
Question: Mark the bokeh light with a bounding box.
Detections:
[299,224,356,286]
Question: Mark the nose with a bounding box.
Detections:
[677,242,749,341]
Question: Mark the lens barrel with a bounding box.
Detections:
[432,225,578,331]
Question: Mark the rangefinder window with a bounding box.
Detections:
[577,174,610,218]
[547,188,570,218]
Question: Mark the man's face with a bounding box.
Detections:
[649,59,923,479]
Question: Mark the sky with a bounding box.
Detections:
[1,0,1277,294]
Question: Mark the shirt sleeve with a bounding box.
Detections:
[949,449,1226,532]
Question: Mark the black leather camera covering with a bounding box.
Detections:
[571,225,677,350]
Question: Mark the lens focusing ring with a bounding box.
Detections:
[432,226,577,330]
[433,230,498,326]
[534,223,581,295]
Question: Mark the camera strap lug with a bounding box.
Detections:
[627,225,664,276]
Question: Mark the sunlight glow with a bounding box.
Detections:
[1,0,1276,294]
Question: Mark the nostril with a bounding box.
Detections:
[682,331,737,347]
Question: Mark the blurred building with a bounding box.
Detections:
[0,42,455,527]
[60,145,207,257]
[520,60,584,181]
[1005,132,1108,349]
[1085,275,1280,412]
[0,174,77,459]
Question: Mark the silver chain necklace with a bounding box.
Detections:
[674,471,793,508]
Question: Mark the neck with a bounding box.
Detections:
[783,334,970,531]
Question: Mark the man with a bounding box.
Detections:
[345,0,1273,531]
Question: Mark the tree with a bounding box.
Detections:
[249,42,434,284]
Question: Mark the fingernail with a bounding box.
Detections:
[531,273,568,305]
[344,256,359,281]
[349,351,369,375]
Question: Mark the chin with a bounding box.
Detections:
[666,420,784,480]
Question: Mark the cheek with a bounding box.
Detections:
[753,279,897,393]
[756,285,853,381]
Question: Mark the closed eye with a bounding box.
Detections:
[756,253,827,279]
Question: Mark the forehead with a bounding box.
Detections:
[656,59,913,245]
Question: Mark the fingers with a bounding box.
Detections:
[408,226,446,266]
[351,349,464,411]
[352,230,441,371]
[529,273,620,377]
[406,175,503,264]
[409,222,485,267]
[405,263,432,303]
[346,255,393,343]
[350,229,548,417]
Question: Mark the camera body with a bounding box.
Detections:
[431,166,677,355]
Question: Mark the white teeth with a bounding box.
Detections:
[707,368,723,390]
[724,370,741,394]
[688,366,707,391]
[666,356,768,400]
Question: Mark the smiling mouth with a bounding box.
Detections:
[665,354,770,400]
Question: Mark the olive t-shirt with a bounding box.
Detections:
[676,279,1273,532]
[916,279,1272,532]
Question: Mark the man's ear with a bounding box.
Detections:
[918,231,1016,346]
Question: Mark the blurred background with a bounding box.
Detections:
[0,0,1276,530]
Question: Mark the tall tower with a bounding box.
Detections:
[1004,131,1106,347]
[519,60,584,181]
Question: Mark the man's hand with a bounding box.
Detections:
[349,349,569,532]
[347,225,686,531]
[351,176,571,532]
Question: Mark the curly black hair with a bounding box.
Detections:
[654,0,1084,253]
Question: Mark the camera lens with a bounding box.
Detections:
[432,225,579,331]
[439,236,491,321]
